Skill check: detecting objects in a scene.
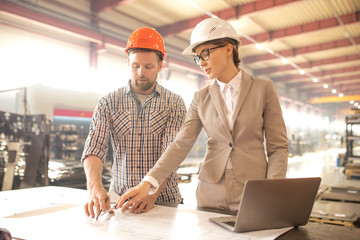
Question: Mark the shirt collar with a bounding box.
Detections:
[216,70,242,93]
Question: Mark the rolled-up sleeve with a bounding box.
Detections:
[81,97,111,163]
[161,95,187,153]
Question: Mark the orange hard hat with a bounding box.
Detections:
[124,27,167,59]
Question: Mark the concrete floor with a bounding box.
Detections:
[178,148,360,208]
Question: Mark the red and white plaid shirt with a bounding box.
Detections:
[82,81,186,203]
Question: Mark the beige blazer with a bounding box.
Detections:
[147,70,288,185]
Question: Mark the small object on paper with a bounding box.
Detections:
[96,204,117,220]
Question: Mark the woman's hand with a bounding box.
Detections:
[116,181,152,213]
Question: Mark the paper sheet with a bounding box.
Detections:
[0,187,292,240]
[1,204,292,240]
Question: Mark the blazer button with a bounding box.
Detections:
[229,142,233,147]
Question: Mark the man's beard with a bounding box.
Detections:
[135,78,156,92]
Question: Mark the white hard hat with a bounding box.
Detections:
[182,18,241,55]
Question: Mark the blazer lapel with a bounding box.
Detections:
[209,81,232,136]
[231,71,253,124]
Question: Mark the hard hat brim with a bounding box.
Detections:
[182,40,209,55]
[182,37,241,55]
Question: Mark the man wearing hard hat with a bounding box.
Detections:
[82,28,187,217]
[118,18,288,212]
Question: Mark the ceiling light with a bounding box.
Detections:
[339,93,343,97]
[350,100,355,104]
[281,58,288,64]
[299,69,305,75]
[355,103,359,106]
[331,89,337,94]
[312,77,318,83]
[323,84,328,89]
[255,43,264,50]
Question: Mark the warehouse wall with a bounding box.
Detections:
[24,70,199,120]
[0,22,198,119]
[0,24,90,91]
[26,86,102,118]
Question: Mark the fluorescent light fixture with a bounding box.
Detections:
[312,77,318,83]
[350,100,355,104]
[255,43,264,50]
[331,89,337,94]
[281,58,289,64]
[299,69,305,75]
[323,84,328,89]
[355,103,359,106]
[339,93,343,97]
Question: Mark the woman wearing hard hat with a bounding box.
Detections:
[117,18,288,213]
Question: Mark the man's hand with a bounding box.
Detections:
[84,183,110,218]
[83,156,110,218]
[116,181,152,213]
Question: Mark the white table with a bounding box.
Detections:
[0,186,291,240]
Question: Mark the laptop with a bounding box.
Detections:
[209,177,321,233]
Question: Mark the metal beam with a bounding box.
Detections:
[91,0,136,13]
[254,54,360,75]
[242,12,360,45]
[304,90,360,98]
[157,0,298,36]
[287,74,360,89]
[308,89,360,98]
[272,66,360,82]
[296,79,360,91]
[0,0,126,47]
[283,72,360,85]
[243,36,360,64]
[309,95,360,104]
[307,91,360,100]
[0,1,204,74]
[305,82,360,94]
[159,5,359,51]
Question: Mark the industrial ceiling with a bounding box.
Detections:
[1,0,359,114]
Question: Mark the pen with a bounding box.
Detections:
[96,204,118,220]
[95,196,110,220]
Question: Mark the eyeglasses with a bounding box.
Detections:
[193,45,227,65]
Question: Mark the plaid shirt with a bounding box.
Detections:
[82,81,186,203]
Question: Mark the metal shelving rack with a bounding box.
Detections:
[344,114,360,178]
